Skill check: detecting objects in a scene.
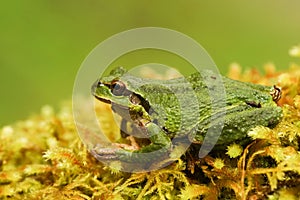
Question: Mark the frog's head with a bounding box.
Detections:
[92,67,151,120]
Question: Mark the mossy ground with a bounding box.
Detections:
[1,62,300,200]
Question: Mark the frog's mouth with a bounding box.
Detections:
[91,80,112,104]
[94,95,111,104]
[92,90,111,104]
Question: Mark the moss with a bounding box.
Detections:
[1,62,300,199]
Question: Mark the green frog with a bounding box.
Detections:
[91,67,282,165]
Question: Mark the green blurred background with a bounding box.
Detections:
[1,1,300,126]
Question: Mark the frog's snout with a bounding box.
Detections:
[91,80,100,96]
[91,80,112,104]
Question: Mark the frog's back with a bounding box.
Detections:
[132,70,281,144]
[187,70,282,144]
[132,71,212,138]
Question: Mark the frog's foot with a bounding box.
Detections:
[91,145,119,160]
[91,145,172,164]
[91,123,173,163]
[91,137,140,161]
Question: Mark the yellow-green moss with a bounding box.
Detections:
[1,63,300,200]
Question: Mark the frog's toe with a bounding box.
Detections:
[91,143,134,161]
[90,147,119,160]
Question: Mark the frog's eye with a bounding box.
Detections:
[111,80,126,96]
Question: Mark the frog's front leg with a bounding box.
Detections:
[91,122,172,163]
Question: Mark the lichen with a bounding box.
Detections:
[1,61,300,199]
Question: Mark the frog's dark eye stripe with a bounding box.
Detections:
[270,85,281,102]
[110,80,126,96]
[129,93,151,113]
[129,93,141,105]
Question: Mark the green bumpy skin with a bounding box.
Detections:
[91,67,282,163]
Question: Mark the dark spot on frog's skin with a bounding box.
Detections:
[162,126,169,133]
[148,107,155,115]
[246,101,262,108]
[268,118,278,128]
[210,76,216,80]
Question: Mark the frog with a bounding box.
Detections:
[91,66,282,165]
